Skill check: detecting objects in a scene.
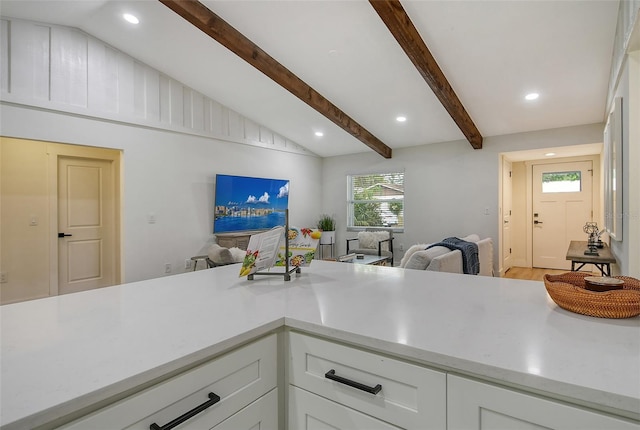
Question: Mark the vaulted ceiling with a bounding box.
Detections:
[0,0,619,158]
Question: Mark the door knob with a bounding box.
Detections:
[534,220,543,225]
[58,233,73,238]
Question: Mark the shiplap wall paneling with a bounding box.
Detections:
[190,90,205,131]
[116,54,135,117]
[245,118,260,142]
[0,17,315,156]
[50,26,87,107]
[159,74,171,125]
[133,62,160,121]
[228,109,244,140]
[274,134,286,148]
[1,20,9,94]
[260,126,274,145]
[169,77,184,127]
[182,87,206,131]
[87,39,119,114]
[10,20,50,100]
[205,99,226,136]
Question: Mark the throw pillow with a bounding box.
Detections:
[357,231,376,249]
[208,243,235,265]
[404,246,450,270]
[400,243,429,268]
[229,247,246,263]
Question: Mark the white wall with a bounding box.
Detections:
[609,48,640,277]
[1,104,322,284]
[321,123,604,271]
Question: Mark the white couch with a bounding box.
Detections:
[399,234,494,276]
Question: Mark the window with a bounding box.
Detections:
[347,172,404,230]
[542,171,581,193]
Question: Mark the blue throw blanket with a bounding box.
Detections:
[426,237,479,275]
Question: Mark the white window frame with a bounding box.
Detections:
[347,172,404,232]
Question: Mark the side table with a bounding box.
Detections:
[318,242,334,260]
[190,255,208,271]
[565,241,616,276]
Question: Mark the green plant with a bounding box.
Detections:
[316,214,336,231]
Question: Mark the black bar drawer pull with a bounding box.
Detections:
[149,392,220,430]
[324,369,382,395]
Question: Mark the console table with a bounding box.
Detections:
[566,240,616,276]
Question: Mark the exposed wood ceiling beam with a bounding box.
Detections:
[369,0,483,149]
[160,0,392,158]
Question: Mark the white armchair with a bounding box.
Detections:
[400,234,494,276]
[346,229,395,266]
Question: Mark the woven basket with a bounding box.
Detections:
[544,272,640,318]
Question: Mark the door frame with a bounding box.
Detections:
[524,154,602,268]
[499,156,513,276]
[47,143,122,295]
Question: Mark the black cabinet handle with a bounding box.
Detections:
[324,369,382,395]
[149,392,220,430]
[58,233,72,238]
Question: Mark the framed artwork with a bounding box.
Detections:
[604,97,623,241]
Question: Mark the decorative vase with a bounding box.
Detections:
[320,230,335,245]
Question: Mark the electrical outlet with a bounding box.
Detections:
[164,263,172,274]
[184,259,191,270]
[0,272,7,283]
[399,243,404,251]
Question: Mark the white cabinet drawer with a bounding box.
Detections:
[289,332,446,429]
[60,334,277,429]
[448,375,639,430]
[213,388,278,430]
[289,385,401,430]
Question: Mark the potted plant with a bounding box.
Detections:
[317,214,336,245]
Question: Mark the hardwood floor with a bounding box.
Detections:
[502,266,596,281]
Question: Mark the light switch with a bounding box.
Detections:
[29,215,38,226]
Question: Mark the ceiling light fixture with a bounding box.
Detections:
[396,116,407,122]
[123,13,139,24]
[525,93,539,101]
[545,152,556,157]
[314,131,324,137]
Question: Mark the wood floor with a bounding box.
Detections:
[502,266,596,281]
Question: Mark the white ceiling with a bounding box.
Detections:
[0,0,620,158]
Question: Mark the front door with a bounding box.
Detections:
[58,156,116,294]
[532,161,593,270]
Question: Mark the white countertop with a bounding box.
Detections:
[1,261,639,428]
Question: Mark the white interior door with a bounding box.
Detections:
[532,161,593,270]
[58,156,116,294]
[502,158,513,273]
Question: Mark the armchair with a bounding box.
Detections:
[346,229,394,266]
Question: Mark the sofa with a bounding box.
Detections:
[399,234,494,276]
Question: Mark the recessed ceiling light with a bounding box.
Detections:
[525,93,539,101]
[545,152,556,157]
[314,131,324,137]
[396,116,407,122]
[123,13,139,24]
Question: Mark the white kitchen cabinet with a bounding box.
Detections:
[213,388,278,430]
[447,375,639,430]
[289,386,401,430]
[288,331,447,429]
[59,334,277,429]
